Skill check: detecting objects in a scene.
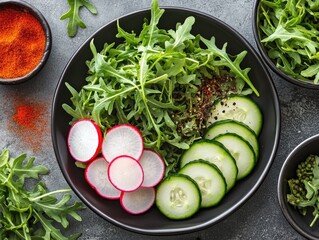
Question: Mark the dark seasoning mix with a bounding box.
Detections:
[173,74,238,137]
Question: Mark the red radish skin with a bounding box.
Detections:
[139,149,165,187]
[120,187,156,214]
[108,155,144,192]
[102,124,144,163]
[67,119,102,163]
[85,157,121,199]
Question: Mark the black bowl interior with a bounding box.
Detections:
[52,7,280,235]
[252,0,319,89]
[0,0,52,85]
[278,134,319,240]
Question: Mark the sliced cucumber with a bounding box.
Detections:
[207,96,263,135]
[180,140,237,192]
[156,174,201,220]
[204,119,259,159]
[214,133,256,180]
[179,160,226,208]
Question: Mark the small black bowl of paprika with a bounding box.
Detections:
[0,0,51,85]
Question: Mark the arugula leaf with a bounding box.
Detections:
[0,148,83,239]
[201,37,258,96]
[63,0,257,173]
[61,0,97,37]
[166,16,195,51]
[10,154,48,185]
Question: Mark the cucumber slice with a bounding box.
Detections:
[214,133,256,180]
[180,140,237,192]
[204,119,259,159]
[207,96,263,135]
[179,160,226,208]
[156,174,201,220]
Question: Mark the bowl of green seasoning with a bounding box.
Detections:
[252,0,319,89]
[0,0,51,85]
[278,134,319,240]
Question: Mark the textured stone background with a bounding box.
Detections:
[1,0,317,239]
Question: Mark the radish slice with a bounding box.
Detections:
[108,155,144,192]
[120,187,155,214]
[139,149,165,187]
[102,124,143,163]
[68,119,102,162]
[84,157,121,199]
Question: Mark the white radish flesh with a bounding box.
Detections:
[139,149,165,187]
[120,187,155,214]
[68,119,102,162]
[108,155,144,192]
[85,157,121,199]
[102,124,144,163]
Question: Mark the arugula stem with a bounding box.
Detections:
[29,189,71,202]
[20,211,32,240]
[141,91,162,148]
[145,74,168,85]
[0,202,16,227]
[6,206,32,231]
[83,76,99,108]
[0,172,19,193]
[310,214,319,227]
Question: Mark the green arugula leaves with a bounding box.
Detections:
[63,0,257,174]
[258,0,319,83]
[0,149,83,239]
[61,0,97,37]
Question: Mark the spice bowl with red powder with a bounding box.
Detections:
[0,0,51,85]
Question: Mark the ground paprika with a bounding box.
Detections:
[4,93,49,153]
[0,7,46,79]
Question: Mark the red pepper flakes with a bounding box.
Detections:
[7,95,49,153]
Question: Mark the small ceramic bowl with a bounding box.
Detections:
[278,134,319,240]
[0,0,51,85]
[252,0,319,89]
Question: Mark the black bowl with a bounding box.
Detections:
[278,134,319,240]
[0,0,51,85]
[52,6,280,235]
[252,0,319,89]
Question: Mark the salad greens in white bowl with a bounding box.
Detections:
[52,0,280,235]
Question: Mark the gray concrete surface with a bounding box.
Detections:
[0,0,316,239]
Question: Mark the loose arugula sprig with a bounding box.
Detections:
[258,0,319,83]
[61,0,97,37]
[63,0,258,173]
[0,148,83,239]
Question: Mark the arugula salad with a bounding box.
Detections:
[257,0,319,83]
[63,0,259,174]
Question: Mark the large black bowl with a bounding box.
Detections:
[52,6,280,235]
[278,134,319,240]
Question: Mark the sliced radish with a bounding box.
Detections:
[139,149,165,187]
[120,187,155,214]
[67,119,102,162]
[84,157,121,199]
[108,155,144,192]
[102,124,143,163]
